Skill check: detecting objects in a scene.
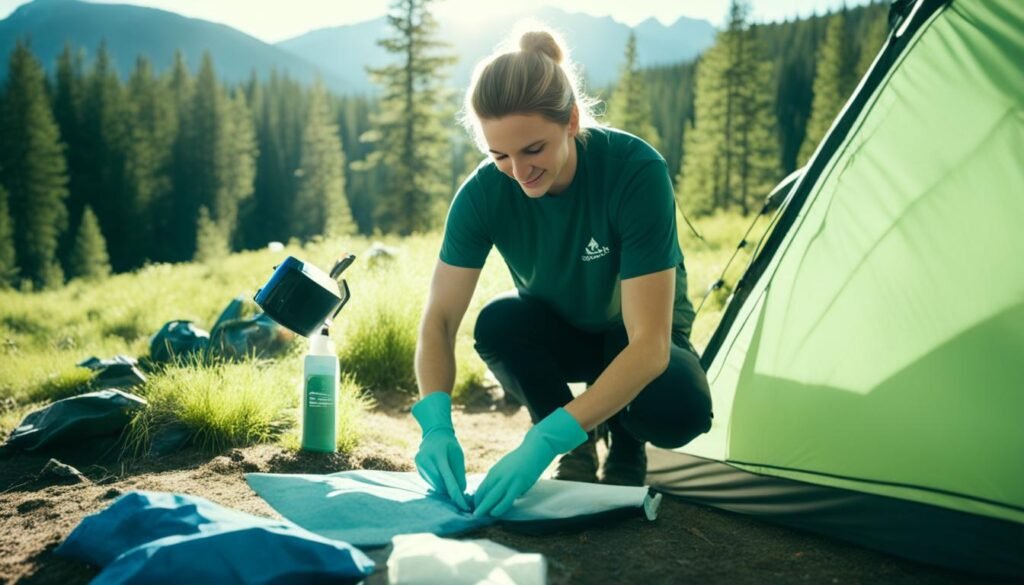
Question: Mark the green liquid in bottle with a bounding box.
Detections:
[302,374,336,452]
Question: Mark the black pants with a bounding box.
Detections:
[473,290,713,450]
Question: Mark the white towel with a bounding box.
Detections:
[388,533,546,585]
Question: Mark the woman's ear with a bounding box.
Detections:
[568,104,580,138]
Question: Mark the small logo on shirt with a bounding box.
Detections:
[581,237,611,262]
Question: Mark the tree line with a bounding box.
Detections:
[611,0,888,215]
[0,0,887,290]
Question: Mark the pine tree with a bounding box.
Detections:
[643,61,696,183]
[193,205,228,262]
[294,80,354,240]
[179,53,256,256]
[0,40,70,289]
[80,41,128,271]
[161,50,194,262]
[219,86,257,248]
[854,10,889,81]
[170,51,213,262]
[340,93,386,234]
[0,185,16,287]
[124,55,176,267]
[237,71,264,249]
[69,205,111,280]
[188,53,227,243]
[606,32,661,151]
[677,1,780,215]
[52,43,86,270]
[244,71,302,249]
[733,44,781,213]
[52,43,84,158]
[798,9,853,164]
[367,0,457,235]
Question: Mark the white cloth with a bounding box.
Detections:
[388,533,546,585]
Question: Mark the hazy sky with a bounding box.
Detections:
[0,0,870,43]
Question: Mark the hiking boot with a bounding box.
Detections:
[600,428,648,486]
[553,433,599,483]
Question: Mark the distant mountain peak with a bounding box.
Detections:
[12,0,78,16]
[0,0,347,91]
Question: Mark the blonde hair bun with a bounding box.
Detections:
[519,31,563,65]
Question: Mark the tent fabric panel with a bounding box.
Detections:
[702,0,1024,518]
[646,448,1024,579]
[684,292,769,462]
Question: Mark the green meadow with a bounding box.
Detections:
[0,211,762,455]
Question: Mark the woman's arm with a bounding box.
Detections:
[415,259,482,397]
[563,267,675,430]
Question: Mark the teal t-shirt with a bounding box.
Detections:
[440,127,695,339]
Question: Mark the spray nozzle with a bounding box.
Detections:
[330,254,356,279]
[309,325,334,355]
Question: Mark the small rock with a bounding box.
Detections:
[228,449,245,462]
[16,499,48,514]
[365,241,399,269]
[101,488,122,500]
[208,456,235,474]
[39,458,90,485]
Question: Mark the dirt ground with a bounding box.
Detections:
[0,393,1002,585]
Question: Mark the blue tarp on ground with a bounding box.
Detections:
[55,491,374,585]
[246,470,657,547]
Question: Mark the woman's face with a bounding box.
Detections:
[480,109,578,198]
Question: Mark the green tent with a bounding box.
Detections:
[648,0,1023,577]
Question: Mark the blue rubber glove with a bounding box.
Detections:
[411,392,471,512]
[473,408,587,518]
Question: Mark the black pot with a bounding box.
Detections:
[253,255,352,337]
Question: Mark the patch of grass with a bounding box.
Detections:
[0,352,97,403]
[339,300,420,393]
[99,307,151,343]
[125,355,302,454]
[330,238,427,395]
[327,234,513,400]
[27,367,94,403]
[0,311,56,338]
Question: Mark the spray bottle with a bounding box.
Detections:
[253,253,355,454]
[302,325,339,452]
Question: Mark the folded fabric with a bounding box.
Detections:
[55,491,374,585]
[246,470,660,547]
[77,355,139,370]
[389,533,546,585]
[4,389,147,452]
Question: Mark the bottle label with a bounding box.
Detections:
[302,374,336,452]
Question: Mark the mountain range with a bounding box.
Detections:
[0,0,716,93]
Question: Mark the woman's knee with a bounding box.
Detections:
[473,291,540,352]
[622,399,711,449]
[619,348,713,449]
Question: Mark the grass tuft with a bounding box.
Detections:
[125,354,300,455]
